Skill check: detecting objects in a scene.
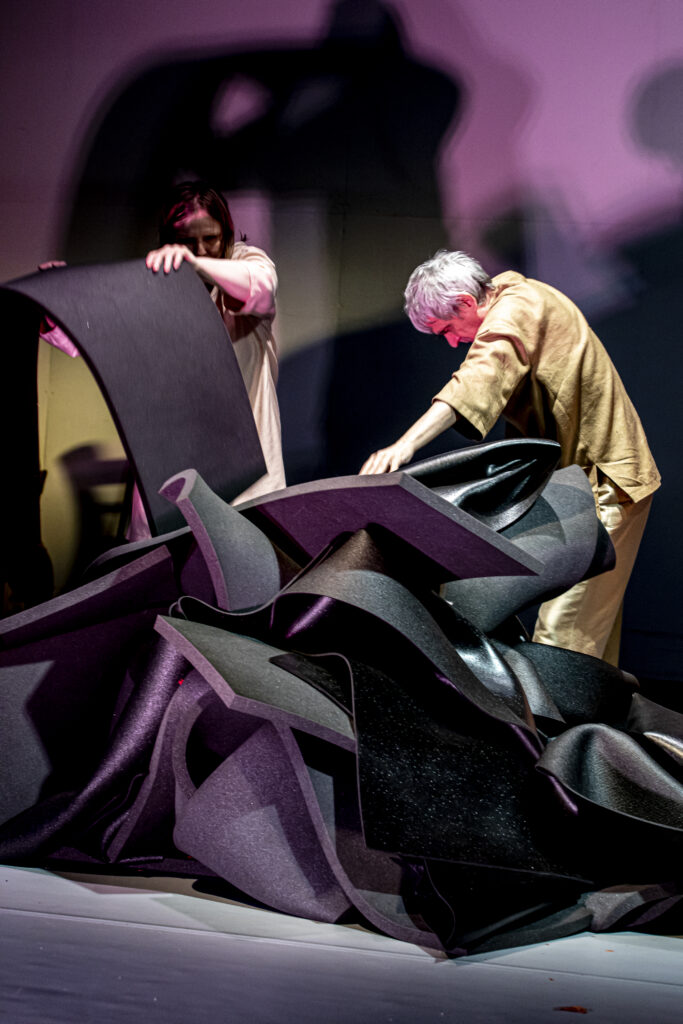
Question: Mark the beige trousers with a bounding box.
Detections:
[532,472,653,666]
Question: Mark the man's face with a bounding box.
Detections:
[425,295,485,348]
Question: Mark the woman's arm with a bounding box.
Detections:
[359,400,457,474]
[145,245,276,315]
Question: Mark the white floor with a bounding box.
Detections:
[1,864,681,1024]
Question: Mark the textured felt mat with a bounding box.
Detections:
[169,519,683,928]
[1,440,682,955]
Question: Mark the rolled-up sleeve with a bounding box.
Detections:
[434,326,531,438]
[233,245,278,318]
[433,282,544,438]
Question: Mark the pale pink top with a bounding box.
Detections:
[214,241,286,504]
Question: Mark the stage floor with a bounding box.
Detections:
[1,864,681,1023]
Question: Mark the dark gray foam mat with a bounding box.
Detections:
[509,640,638,726]
[154,617,354,746]
[160,469,281,611]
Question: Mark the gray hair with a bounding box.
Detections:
[404,250,493,332]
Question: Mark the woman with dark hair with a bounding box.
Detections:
[41,181,285,542]
[157,181,236,253]
[144,180,285,514]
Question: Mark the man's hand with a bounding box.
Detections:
[360,439,415,475]
[359,401,457,476]
[145,244,198,274]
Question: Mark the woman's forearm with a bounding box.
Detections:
[192,256,255,307]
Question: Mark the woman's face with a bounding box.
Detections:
[171,208,226,258]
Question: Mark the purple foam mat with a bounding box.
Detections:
[0,546,178,649]
[239,472,543,582]
[173,714,353,924]
[102,672,216,863]
[0,609,169,830]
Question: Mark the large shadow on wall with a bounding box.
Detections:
[61,0,466,482]
[472,66,683,683]
[585,62,683,681]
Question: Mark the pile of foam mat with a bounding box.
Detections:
[1,437,683,956]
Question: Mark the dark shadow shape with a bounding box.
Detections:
[62,1,462,261]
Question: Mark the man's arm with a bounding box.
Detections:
[360,400,456,474]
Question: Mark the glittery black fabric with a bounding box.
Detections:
[403,437,560,531]
[1,445,682,955]
[444,464,615,631]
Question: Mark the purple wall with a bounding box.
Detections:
[4,0,683,277]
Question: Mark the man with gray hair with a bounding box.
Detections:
[360,250,660,665]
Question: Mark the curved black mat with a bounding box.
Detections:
[1,260,265,537]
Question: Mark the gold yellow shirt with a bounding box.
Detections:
[434,271,660,502]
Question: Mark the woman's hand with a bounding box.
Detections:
[145,244,198,274]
